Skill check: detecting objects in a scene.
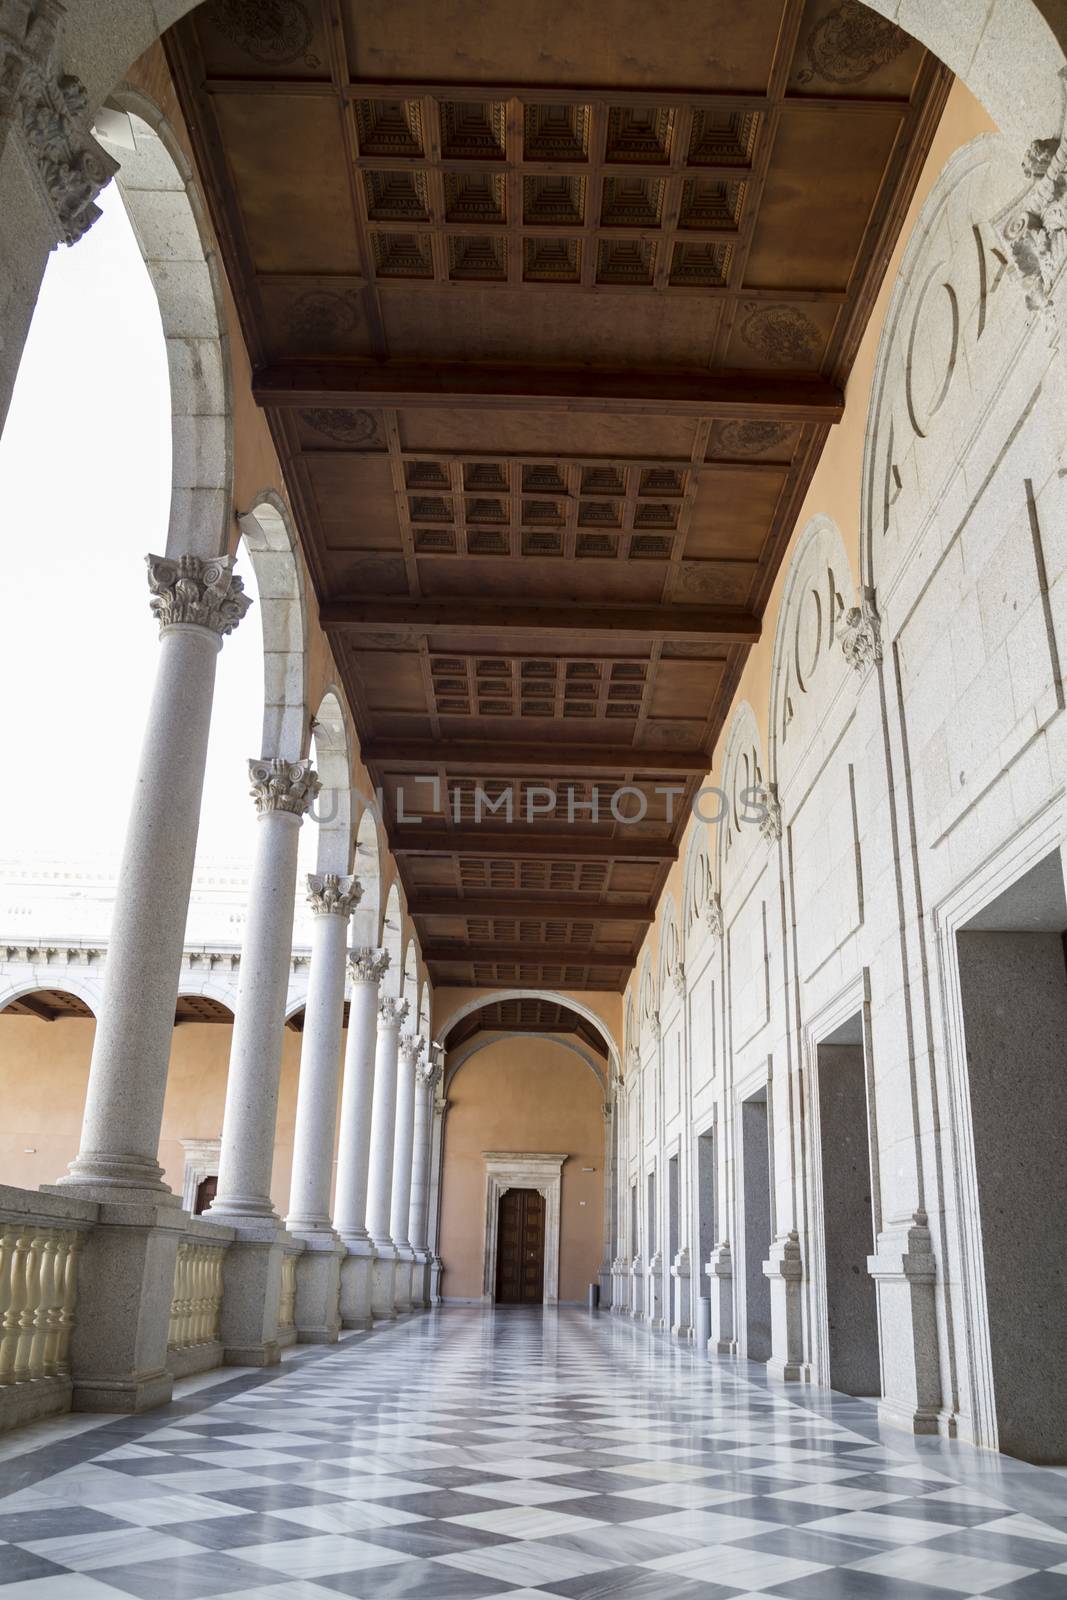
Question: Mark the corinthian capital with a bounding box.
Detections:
[146,554,251,637]
[398,1032,424,1068]
[417,1040,444,1088]
[249,758,319,818]
[348,947,390,985]
[307,872,362,917]
[378,995,409,1028]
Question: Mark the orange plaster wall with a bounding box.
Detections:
[438,1036,606,1304]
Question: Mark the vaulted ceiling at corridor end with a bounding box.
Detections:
[166,0,950,991]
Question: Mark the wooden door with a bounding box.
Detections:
[495,1187,545,1304]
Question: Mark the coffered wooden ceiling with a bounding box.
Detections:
[444,998,609,1059]
[167,0,950,991]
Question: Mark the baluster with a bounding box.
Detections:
[0,1228,17,1384]
[55,1235,79,1376]
[42,1235,65,1377]
[13,1232,41,1382]
[29,1233,57,1379]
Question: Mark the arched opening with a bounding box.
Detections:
[351,801,383,950]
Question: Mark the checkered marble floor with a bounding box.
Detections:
[1,1309,1066,1599]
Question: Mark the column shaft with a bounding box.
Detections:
[389,1035,422,1250]
[365,1000,408,1246]
[333,955,389,1240]
[286,876,360,1233]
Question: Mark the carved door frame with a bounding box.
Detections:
[481,1152,566,1305]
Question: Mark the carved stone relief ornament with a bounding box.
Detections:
[211,0,319,69]
[796,0,910,88]
[648,1009,662,1042]
[378,995,409,1028]
[306,872,362,917]
[147,554,251,637]
[625,1044,639,1075]
[348,947,389,985]
[671,963,687,1001]
[837,588,883,673]
[702,893,724,943]
[0,1,117,244]
[1000,75,1067,322]
[248,757,320,817]
[758,784,783,844]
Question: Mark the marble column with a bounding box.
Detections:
[209,757,319,1365]
[408,1042,442,1309]
[389,1031,425,1314]
[60,556,249,1202]
[50,555,249,1414]
[365,996,409,1319]
[334,949,390,1329]
[287,872,362,1343]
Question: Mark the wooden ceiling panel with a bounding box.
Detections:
[744,106,906,290]
[341,0,788,92]
[212,96,362,275]
[169,0,951,989]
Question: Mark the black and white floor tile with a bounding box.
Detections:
[0,1308,1065,1598]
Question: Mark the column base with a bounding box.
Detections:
[62,1199,183,1417]
[371,1240,398,1319]
[218,1218,286,1367]
[291,1231,344,1344]
[409,1247,431,1308]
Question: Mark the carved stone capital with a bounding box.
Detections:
[1001,77,1067,320]
[838,588,883,673]
[147,554,252,638]
[702,893,724,943]
[758,785,783,844]
[378,995,409,1029]
[348,947,389,985]
[670,963,687,1001]
[398,1031,424,1068]
[648,1009,661,1042]
[1,2,117,245]
[625,1044,639,1074]
[306,872,361,918]
[249,757,319,817]
[416,1043,442,1088]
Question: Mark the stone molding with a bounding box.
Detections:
[480,1151,566,1306]
[0,1,118,245]
[306,872,361,918]
[248,757,319,817]
[378,995,409,1028]
[147,554,251,638]
[178,1137,221,1214]
[347,947,389,985]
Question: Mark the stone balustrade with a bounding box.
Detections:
[167,1221,233,1378]
[0,1186,96,1431]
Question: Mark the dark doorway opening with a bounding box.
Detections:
[741,1088,772,1361]
[495,1187,545,1305]
[816,1015,880,1396]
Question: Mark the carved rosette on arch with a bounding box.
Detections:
[0,0,118,244]
[758,784,783,844]
[378,995,409,1029]
[147,554,252,637]
[348,947,390,985]
[248,757,319,817]
[306,872,362,918]
[838,589,883,673]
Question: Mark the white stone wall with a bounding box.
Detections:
[613,129,1067,1456]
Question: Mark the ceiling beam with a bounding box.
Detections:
[391,829,676,860]
[409,895,653,922]
[254,359,843,421]
[322,600,759,644]
[10,992,57,1021]
[423,943,631,971]
[364,740,709,774]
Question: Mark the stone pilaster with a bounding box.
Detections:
[365,995,409,1319]
[764,1230,807,1382]
[335,949,389,1329]
[389,1031,424,1314]
[707,1240,737,1355]
[209,757,318,1367]
[670,1246,692,1338]
[287,873,362,1344]
[868,1212,942,1434]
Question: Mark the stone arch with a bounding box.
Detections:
[437,989,619,1070]
[309,687,352,875]
[637,948,658,1053]
[237,491,309,763]
[681,817,718,950]
[380,882,404,1000]
[0,980,100,1016]
[101,87,232,561]
[658,894,683,1006]
[768,514,854,791]
[445,1031,606,1092]
[718,701,769,885]
[400,929,420,1006]
[350,797,383,949]
[418,980,431,1038]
